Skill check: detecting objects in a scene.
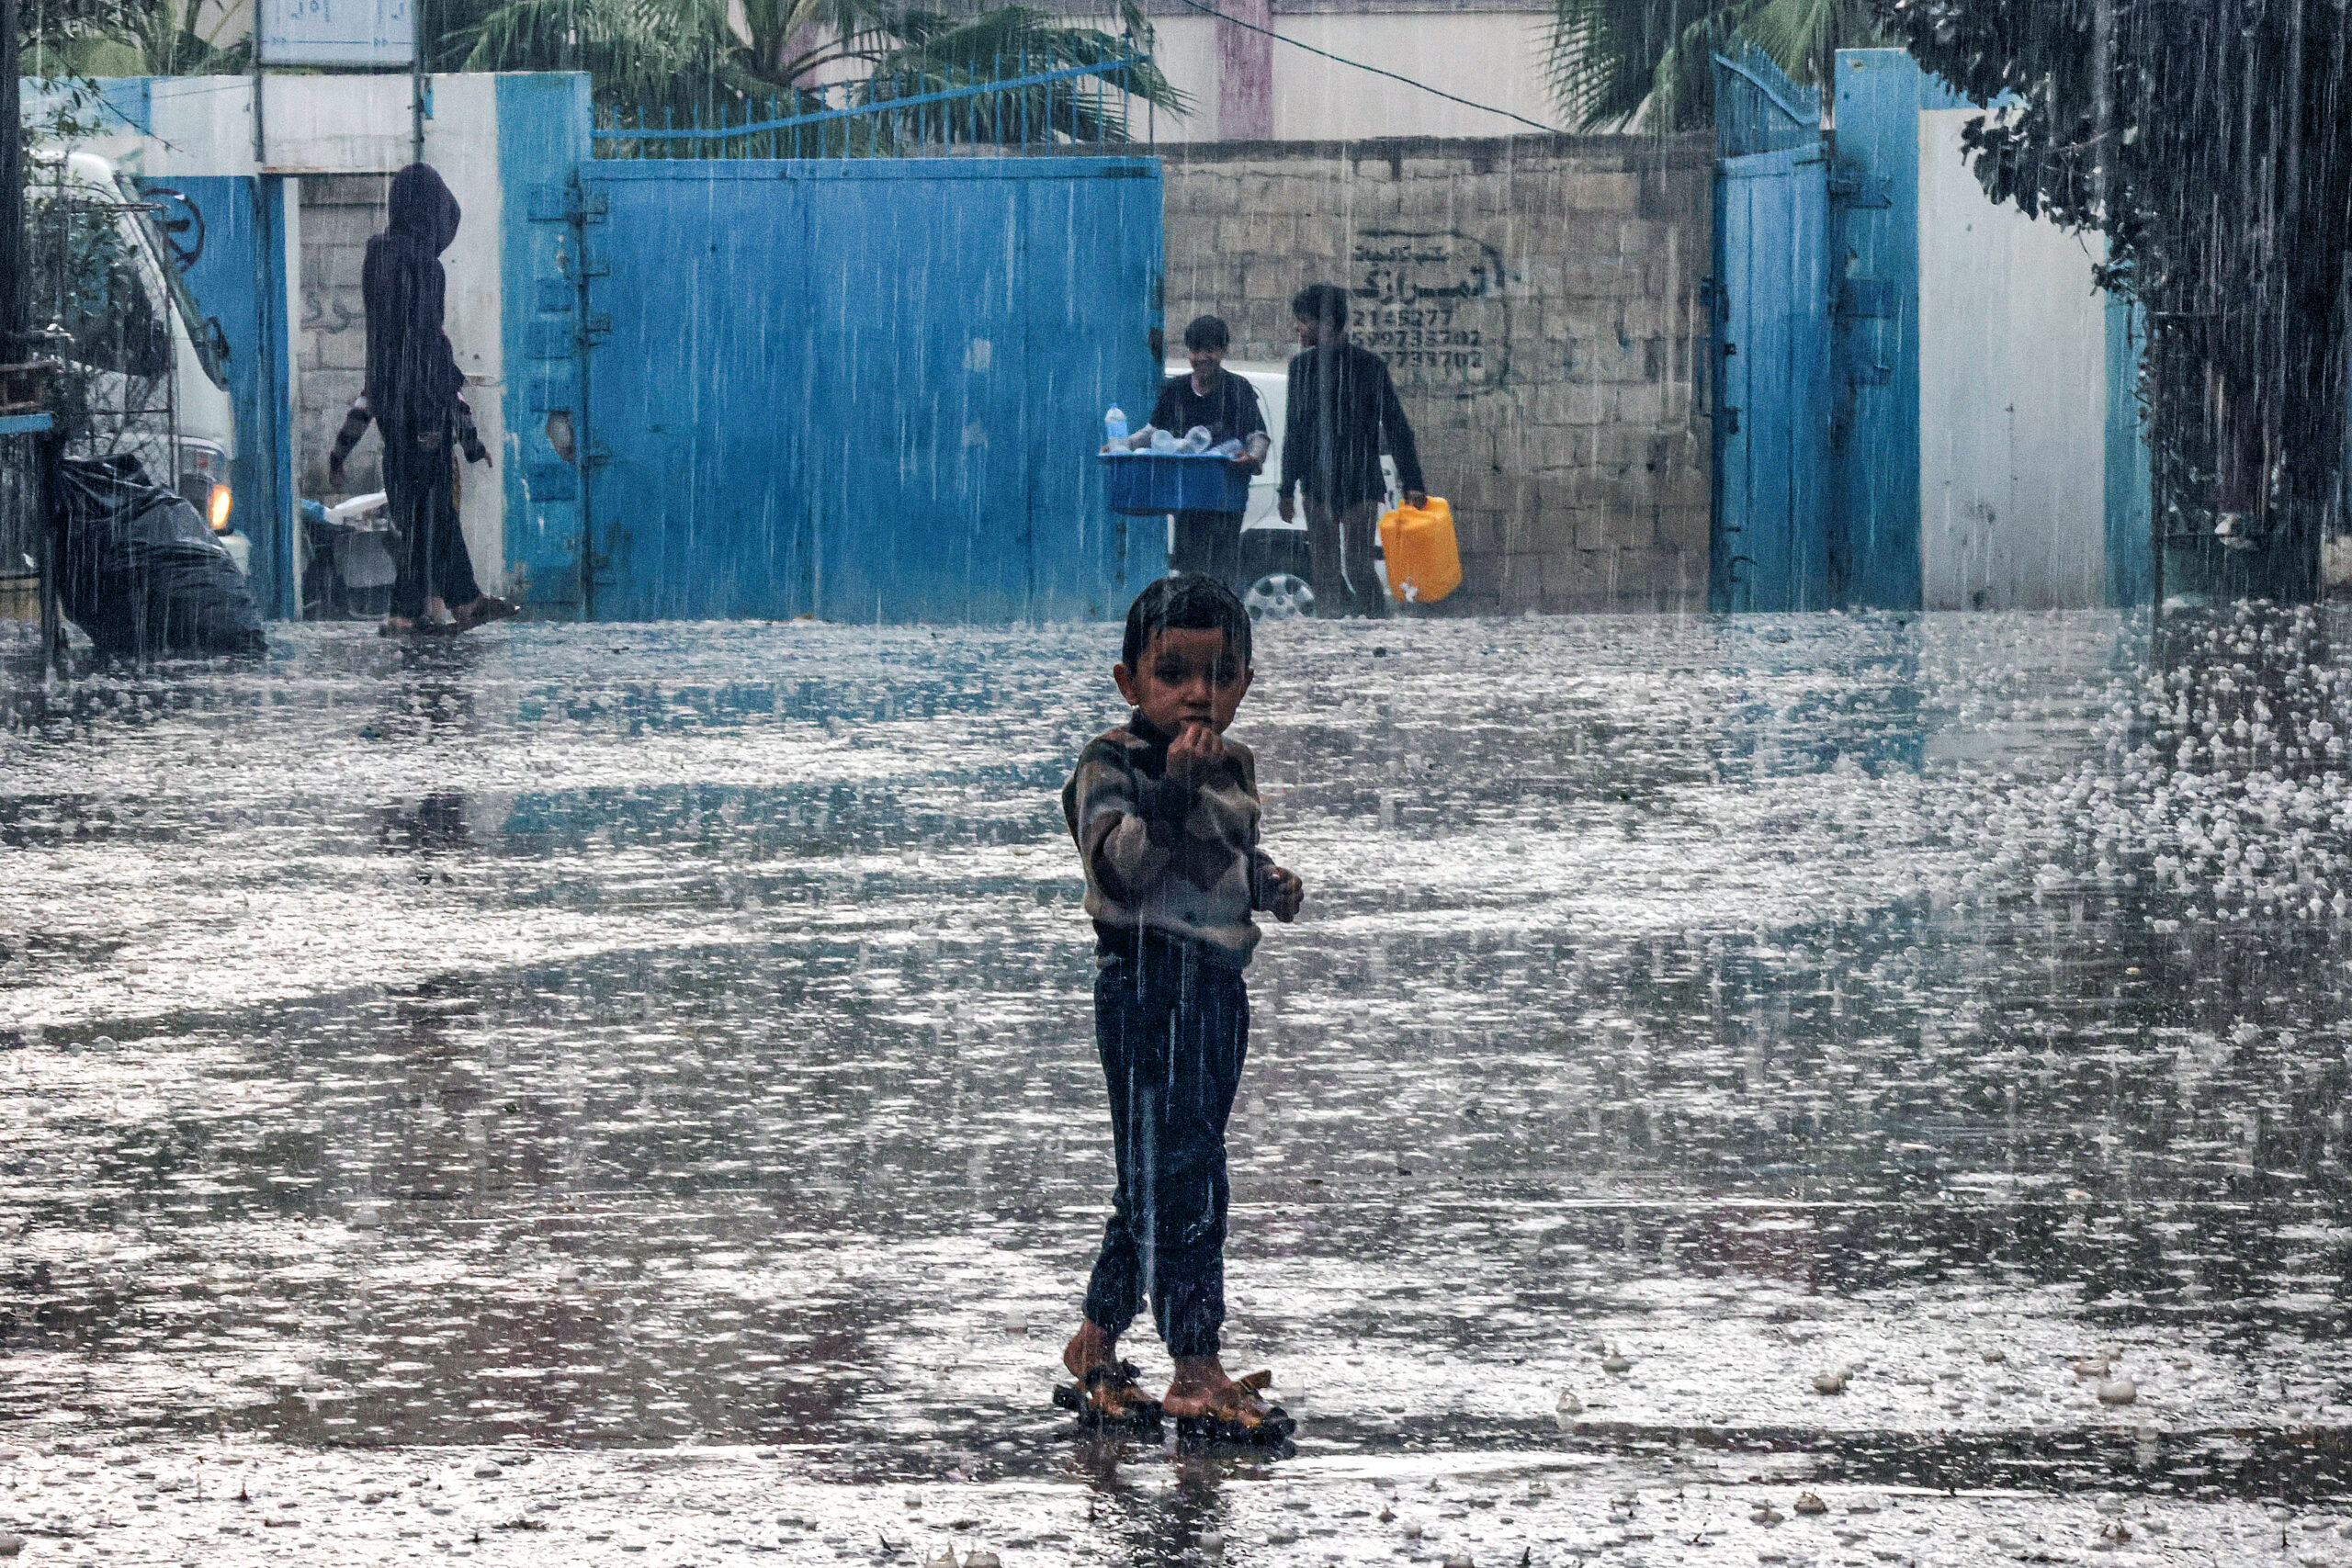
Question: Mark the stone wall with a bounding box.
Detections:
[297,175,390,497]
[1160,133,1712,615]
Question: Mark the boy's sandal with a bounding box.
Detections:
[1051,1359,1163,1427]
[1172,1370,1295,1446]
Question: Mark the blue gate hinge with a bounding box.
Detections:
[580,313,613,345]
[1827,164,1891,208]
[585,442,614,468]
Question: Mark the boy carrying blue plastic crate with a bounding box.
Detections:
[1104,316,1269,585]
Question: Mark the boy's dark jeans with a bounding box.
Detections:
[1083,932,1250,1359]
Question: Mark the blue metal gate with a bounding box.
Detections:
[577,156,1160,623]
[1710,44,1832,613]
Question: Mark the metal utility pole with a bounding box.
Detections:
[2,0,27,363]
[0,0,64,682]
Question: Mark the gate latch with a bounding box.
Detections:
[1827,164,1890,208]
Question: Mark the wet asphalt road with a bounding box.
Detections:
[6,606,2352,1566]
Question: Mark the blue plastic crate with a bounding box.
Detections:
[1100,452,1251,516]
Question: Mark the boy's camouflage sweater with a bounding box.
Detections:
[1061,711,1278,968]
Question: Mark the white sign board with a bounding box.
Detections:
[257,0,415,67]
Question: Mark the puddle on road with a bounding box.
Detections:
[6,608,2352,1533]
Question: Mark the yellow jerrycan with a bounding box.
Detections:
[1377,496,1462,604]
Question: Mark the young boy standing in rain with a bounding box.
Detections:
[1056,575,1304,1443]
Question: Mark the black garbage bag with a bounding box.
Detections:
[52,453,267,659]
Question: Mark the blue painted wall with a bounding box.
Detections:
[495,72,594,615]
[2104,298,2154,607]
[1827,50,1944,611]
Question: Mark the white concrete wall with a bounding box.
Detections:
[1917,107,2109,611]
[420,74,505,592]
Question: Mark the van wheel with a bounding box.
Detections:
[1243,572,1314,621]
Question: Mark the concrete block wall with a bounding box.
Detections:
[297,175,390,498]
[1161,133,1712,615]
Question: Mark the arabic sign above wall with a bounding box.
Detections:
[258,0,414,66]
[1350,228,1510,398]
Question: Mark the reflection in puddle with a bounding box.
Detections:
[5,607,2352,1528]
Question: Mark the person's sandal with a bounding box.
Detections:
[1171,1371,1295,1447]
[452,595,519,633]
[1051,1359,1163,1427]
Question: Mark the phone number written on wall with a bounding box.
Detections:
[1353,306,1485,373]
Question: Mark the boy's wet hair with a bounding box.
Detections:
[1182,314,1231,352]
[1122,574,1252,672]
[1291,282,1351,332]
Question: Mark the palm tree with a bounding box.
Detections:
[447,0,1186,148]
[24,0,245,80]
[1548,0,1883,133]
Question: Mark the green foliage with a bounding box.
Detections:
[1548,0,1883,131]
[20,0,248,81]
[443,0,1186,144]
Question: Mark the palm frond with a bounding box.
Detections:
[1547,0,1688,131]
[1732,0,1883,85]
[462,0,1184,144]
[1549,0,1884,133]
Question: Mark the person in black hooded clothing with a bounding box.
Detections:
[348,164,514,635]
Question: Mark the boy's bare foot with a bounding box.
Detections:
[1063,1320,1118,1382]
[1159,1353,1241,1416]
[1162,1356,1294,1443]
[1056,1322,1159,1424]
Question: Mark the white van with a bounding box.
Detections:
[25,150,242,569]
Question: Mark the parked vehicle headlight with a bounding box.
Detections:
[176,439,232,534]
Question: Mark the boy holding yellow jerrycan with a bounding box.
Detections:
[1277,281,1461,614]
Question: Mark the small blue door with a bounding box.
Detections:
[1710,45,1832,613]
[579,164,815,622]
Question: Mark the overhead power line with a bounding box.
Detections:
[1160,0,1564,136]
